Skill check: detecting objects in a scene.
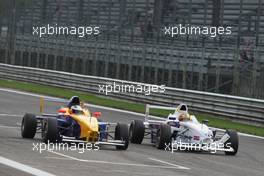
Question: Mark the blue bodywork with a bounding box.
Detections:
[99,124,108,141]
[56,115,108,141]
[57,115,81,138]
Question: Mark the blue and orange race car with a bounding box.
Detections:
[21,96,129,150]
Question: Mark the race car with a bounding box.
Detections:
[21,96,129,150]
[129,104,239,155]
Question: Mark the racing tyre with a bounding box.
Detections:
[42,117,60,143]
[21,113,37,138]
[129,120,145,144]
[156,124,171,150]
[115,123,129,150]
[224,129,239,155]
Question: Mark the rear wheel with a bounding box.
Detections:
[21,113,37,138]
[224,129,239,155]
[115,123,129,150]
[129,120,145,144]
[156,124,171,150]
[42,117,60,143]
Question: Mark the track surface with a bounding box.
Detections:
[0,90,263,176]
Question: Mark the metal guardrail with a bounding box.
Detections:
[0,63,263,126]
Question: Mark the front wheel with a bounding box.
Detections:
[115,123,129,150]
[129,120,145,144]
[224,129,239,155]
[42,117,60,143]
[156,124,171,150]
[21,113,37,139]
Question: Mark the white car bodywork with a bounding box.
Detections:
[145,104,234,153]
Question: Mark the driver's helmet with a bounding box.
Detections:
[71,105,83,114]
[178,112,191,121]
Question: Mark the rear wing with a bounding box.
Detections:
[145,104,189,121]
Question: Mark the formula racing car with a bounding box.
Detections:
[21,96,129,150]
[129,104,238,155]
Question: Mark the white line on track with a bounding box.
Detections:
[148,157,190,170]
[0,156,56,176]
[47,150,189,169]
[0,113,21,117]
[213,127,264,140]
[236,133,264,139]
[0,88,263,140]
[0,88,149,117]
[44,156,72,160]
[0,125,18,129]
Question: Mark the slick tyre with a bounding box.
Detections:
[156,124,171,150]
[115,123,129,150]
[129,120,145,144]
[21,113,37,138]
[224,129,239,155]
[42,117,60,143]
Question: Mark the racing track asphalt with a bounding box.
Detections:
[0,89,263,176]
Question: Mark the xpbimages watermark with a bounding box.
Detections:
[164,141,231,154]
[164,24,232,38]
[32,141,100,154]
[98,82,166,96]
[32,24,100,38]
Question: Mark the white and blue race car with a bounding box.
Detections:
[129,104,238,155]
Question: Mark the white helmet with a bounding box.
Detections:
[71,105,83,114]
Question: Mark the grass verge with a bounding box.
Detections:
[0,79,263,137]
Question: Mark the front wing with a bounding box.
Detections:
[61,136,126,147]
[171,133,233,153]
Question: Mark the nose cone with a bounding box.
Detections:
[87,116,99,131]
[71,114,99,138]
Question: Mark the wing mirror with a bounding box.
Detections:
[92,112,102,118]
[202,119,209,125]
[58,108,66,113]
